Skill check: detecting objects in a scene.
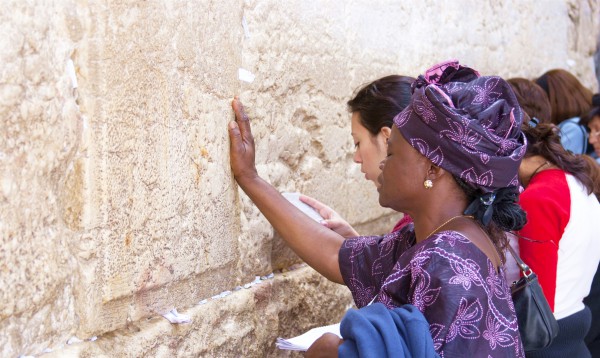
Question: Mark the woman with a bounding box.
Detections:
[581,95,600,164]
[300,75,415,237]
[517,122,600,357]
[535,69,593,154]
[228,60,527,356]
[581,96,600,357]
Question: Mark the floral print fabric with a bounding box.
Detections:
[339,227,525,357]
[393,60,527,192]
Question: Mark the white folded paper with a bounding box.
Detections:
[276,323,341,351]
[162,308,191,324]
[281,192,325,222]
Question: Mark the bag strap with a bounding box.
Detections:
[506,244,533,277]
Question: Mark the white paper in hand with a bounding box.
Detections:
[282,192,324,222]
[276,323,341,351]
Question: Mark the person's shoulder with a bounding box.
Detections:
[558,117,588,154]
[521,169,567,200]
[422,231,480,255]
[558,116,582,127]
[417,231,491,271]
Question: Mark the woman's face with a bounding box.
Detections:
[377,126,427,211]
[589,115,600,157]
[351,113,390,188]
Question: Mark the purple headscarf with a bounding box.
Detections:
[393,60,527,192]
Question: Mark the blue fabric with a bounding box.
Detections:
[338,303,439,358]
[558,117,588,154]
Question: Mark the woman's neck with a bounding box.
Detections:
[520,156,552,187]
[411,205,468,243]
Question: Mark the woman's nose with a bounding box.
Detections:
[353,150,361,164]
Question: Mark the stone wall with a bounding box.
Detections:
[1,1,598,357]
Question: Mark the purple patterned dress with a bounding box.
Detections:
[339,226,525,357]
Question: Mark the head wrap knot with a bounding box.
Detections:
[393,60,527,192]
[412,59,474,90]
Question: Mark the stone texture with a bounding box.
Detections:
[1,0,599,356]
[42,267,352,358]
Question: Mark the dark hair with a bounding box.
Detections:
[580,93,600,127]
[580,154,600,201]
[522,123,595,196]
[507,78,552,124]
[453,176,526,263]
[347,75,415,136]
[581,105,600,127]
[535,69,593,125]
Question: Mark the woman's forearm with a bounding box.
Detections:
[237,175,345,284]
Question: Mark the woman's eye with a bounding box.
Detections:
[354,142,359,148]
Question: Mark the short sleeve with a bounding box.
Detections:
[339,229,413,308]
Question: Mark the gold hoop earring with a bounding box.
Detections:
[424,179,433,189]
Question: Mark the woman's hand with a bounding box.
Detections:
[305,333,342,358]
[225,97,345,284]
[228,97,258,185]
[300,195,359,238]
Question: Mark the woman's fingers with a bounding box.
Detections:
[232,97,253,145]
[300,194,330,212]
[228,121,243,152]
[228,97,257,183]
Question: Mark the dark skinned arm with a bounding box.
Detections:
[228,98,345,284]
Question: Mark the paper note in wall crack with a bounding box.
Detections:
[276,323,341,351]
[162,309,191,324]
[238,68,255,83]
[66,59,78,89]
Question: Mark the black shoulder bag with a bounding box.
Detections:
[507,244,560,352]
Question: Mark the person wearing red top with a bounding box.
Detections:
[518,122,600,357]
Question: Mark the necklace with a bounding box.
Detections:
[529,161,550,184]
[425,215,471,239]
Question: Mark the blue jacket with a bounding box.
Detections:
[338,303,439,358]
[558,117,588,155]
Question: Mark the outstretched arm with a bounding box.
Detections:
[228,98,345,284]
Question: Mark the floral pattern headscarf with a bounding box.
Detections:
[394,60,527,192]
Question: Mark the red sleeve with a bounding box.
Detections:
[517,176,569,311]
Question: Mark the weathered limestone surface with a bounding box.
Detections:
[1,0,598,357]
[41,266,352,358]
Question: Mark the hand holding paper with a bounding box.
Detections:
[276,323,341,351]
[299,194,359,238]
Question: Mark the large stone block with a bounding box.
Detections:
[42,267,352,357]
[2,0,599,356]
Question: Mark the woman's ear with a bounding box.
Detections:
[425,163,445,181]
[380,126,392,139]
